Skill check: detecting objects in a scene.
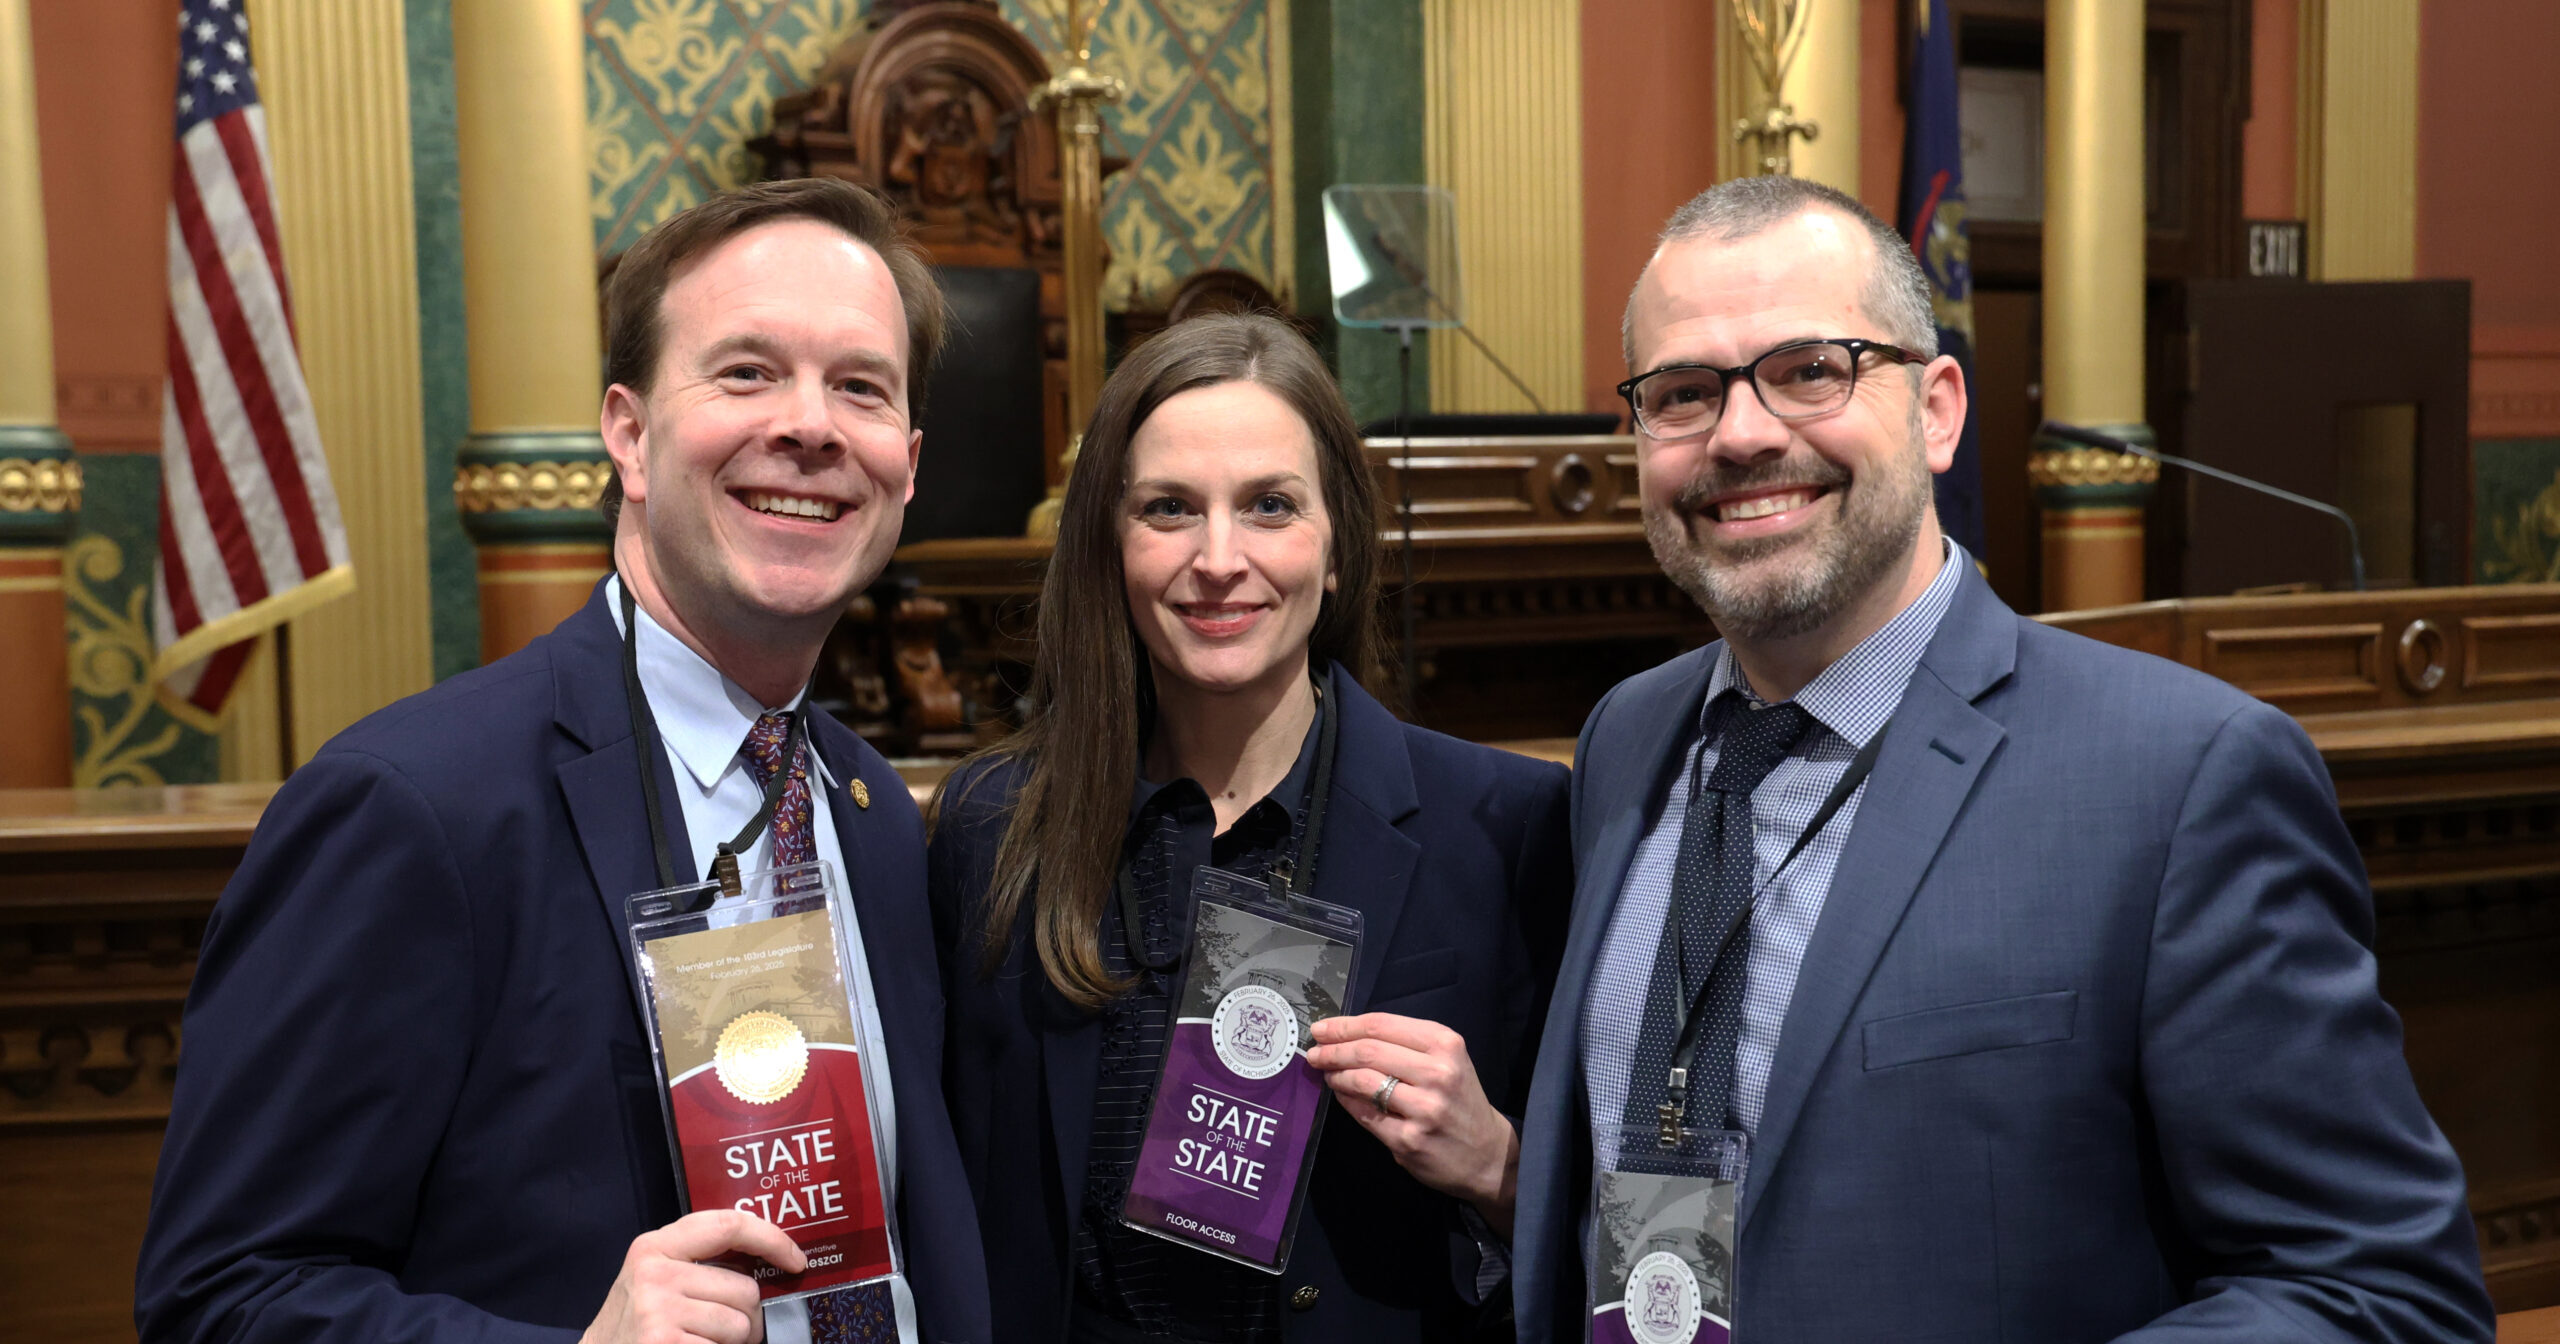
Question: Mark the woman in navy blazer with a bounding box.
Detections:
[927,313,1571,1343]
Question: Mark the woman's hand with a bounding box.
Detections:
[1306,1012,1518,1238]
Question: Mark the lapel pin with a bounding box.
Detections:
[850,778,871,809]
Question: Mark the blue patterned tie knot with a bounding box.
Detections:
[1705,700,1812,796]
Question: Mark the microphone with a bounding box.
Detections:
[2036,420,2368,593]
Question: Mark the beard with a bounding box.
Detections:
[1644,415,1933,642]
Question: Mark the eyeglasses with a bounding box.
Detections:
[1616,338,1927,440]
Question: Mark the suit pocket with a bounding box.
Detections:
[1861,990,2077,1071]
[1366,946,1460,1007]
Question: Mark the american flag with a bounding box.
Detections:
[153,0,351,719]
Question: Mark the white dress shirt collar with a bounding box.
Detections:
[604,575,833,792]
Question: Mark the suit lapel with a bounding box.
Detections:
[551,585,699,1025]
[1316,677,1422,1013]
[1738,571,2016,1232]
[1547,648,1716,1088]
[810,727,926,1091]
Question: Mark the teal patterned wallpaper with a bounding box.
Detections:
[583,0,1283,312]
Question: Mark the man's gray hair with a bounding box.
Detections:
[1622,175,1939,366]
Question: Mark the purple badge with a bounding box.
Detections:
[1121,876,1360,1272]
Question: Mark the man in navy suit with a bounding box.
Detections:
[1511,175,2493,1341]
[138,178,988,1344]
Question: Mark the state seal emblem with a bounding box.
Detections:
[1210,983,1297,1081]
[1625,1250,1702,1344]
[714,1009,809,1104]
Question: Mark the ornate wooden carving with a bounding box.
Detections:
[754,0,1111,480]
[1115,267,1298,353]
[0,785,261,1342]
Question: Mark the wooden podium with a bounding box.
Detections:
[2044,584,2560,1310]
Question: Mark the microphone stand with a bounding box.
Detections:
[2037,420,2368,593]
[1389,322,1420,716]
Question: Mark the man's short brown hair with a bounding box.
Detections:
[598,176,947,526]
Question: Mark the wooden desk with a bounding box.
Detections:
[0,783,268,1341]
[2047,586,2560,1311]
[2506,1306,2560,1342]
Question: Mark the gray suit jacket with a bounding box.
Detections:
[1512,565,2492,1342]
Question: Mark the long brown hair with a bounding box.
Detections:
[942,312,1381,1008]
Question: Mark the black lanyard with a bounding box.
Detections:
[619,578,809,898]
[1655,709,1891,1147]
[1114,667,1342,976]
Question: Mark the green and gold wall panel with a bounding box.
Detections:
[584,0,1282,312]
[2474,437,2560,584]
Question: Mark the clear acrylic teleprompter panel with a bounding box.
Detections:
[1322,184,1462,329]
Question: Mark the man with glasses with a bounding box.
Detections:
[1509,176,2491,1341]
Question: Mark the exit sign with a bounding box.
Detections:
[2246,220,2307,279]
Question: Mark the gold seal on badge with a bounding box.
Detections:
[714,1010,809,1104]
[850,778,870,809]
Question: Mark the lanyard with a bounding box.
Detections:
[1114,665,1342,975]
[1654,710,1890,1147]
[619,578,810,898]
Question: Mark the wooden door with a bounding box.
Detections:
[2155,279,2472,595]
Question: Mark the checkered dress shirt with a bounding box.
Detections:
[1583,540,1965,1174]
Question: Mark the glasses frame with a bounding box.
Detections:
[1616,337,1928,441]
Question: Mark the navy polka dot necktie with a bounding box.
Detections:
[1622,698,1812,1137]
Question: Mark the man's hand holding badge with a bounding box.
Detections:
[1307,1013,1521,1238]
[580,1209,807,1344]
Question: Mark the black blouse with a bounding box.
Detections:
[1070,700,1324,1343]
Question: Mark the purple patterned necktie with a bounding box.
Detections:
[740,711,896,1343]
[740,711,815,868]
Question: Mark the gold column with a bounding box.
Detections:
[1782,0,1858,195]
[2299,0,2419,281]
[247,0,434,758]
[0,0,76,786]
[2032,0,2156,612]
[1025,2,1123,538]
[1420,0,1584,413]
[451,0,609,660]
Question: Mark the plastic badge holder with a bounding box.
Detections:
[1119,867,1363,1273]
[627,860,900,1305]
[1589,1126,1748,1344]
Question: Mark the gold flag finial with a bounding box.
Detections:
[1730,0,1821,176]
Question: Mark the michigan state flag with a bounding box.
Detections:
[1898,0,1986,558]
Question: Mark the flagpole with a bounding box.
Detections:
[274,623,295,775]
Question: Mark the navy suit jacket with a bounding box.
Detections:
[136,585,991,1344]
[926,672,1572,1342]
[1513,566,2493,1342]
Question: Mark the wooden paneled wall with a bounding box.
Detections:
[1420,0,1585,414]
[2300,0,2420,280]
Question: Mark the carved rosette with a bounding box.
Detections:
[0,424,78,546]
[2027,423,2161,510]
[452,430,613,544]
